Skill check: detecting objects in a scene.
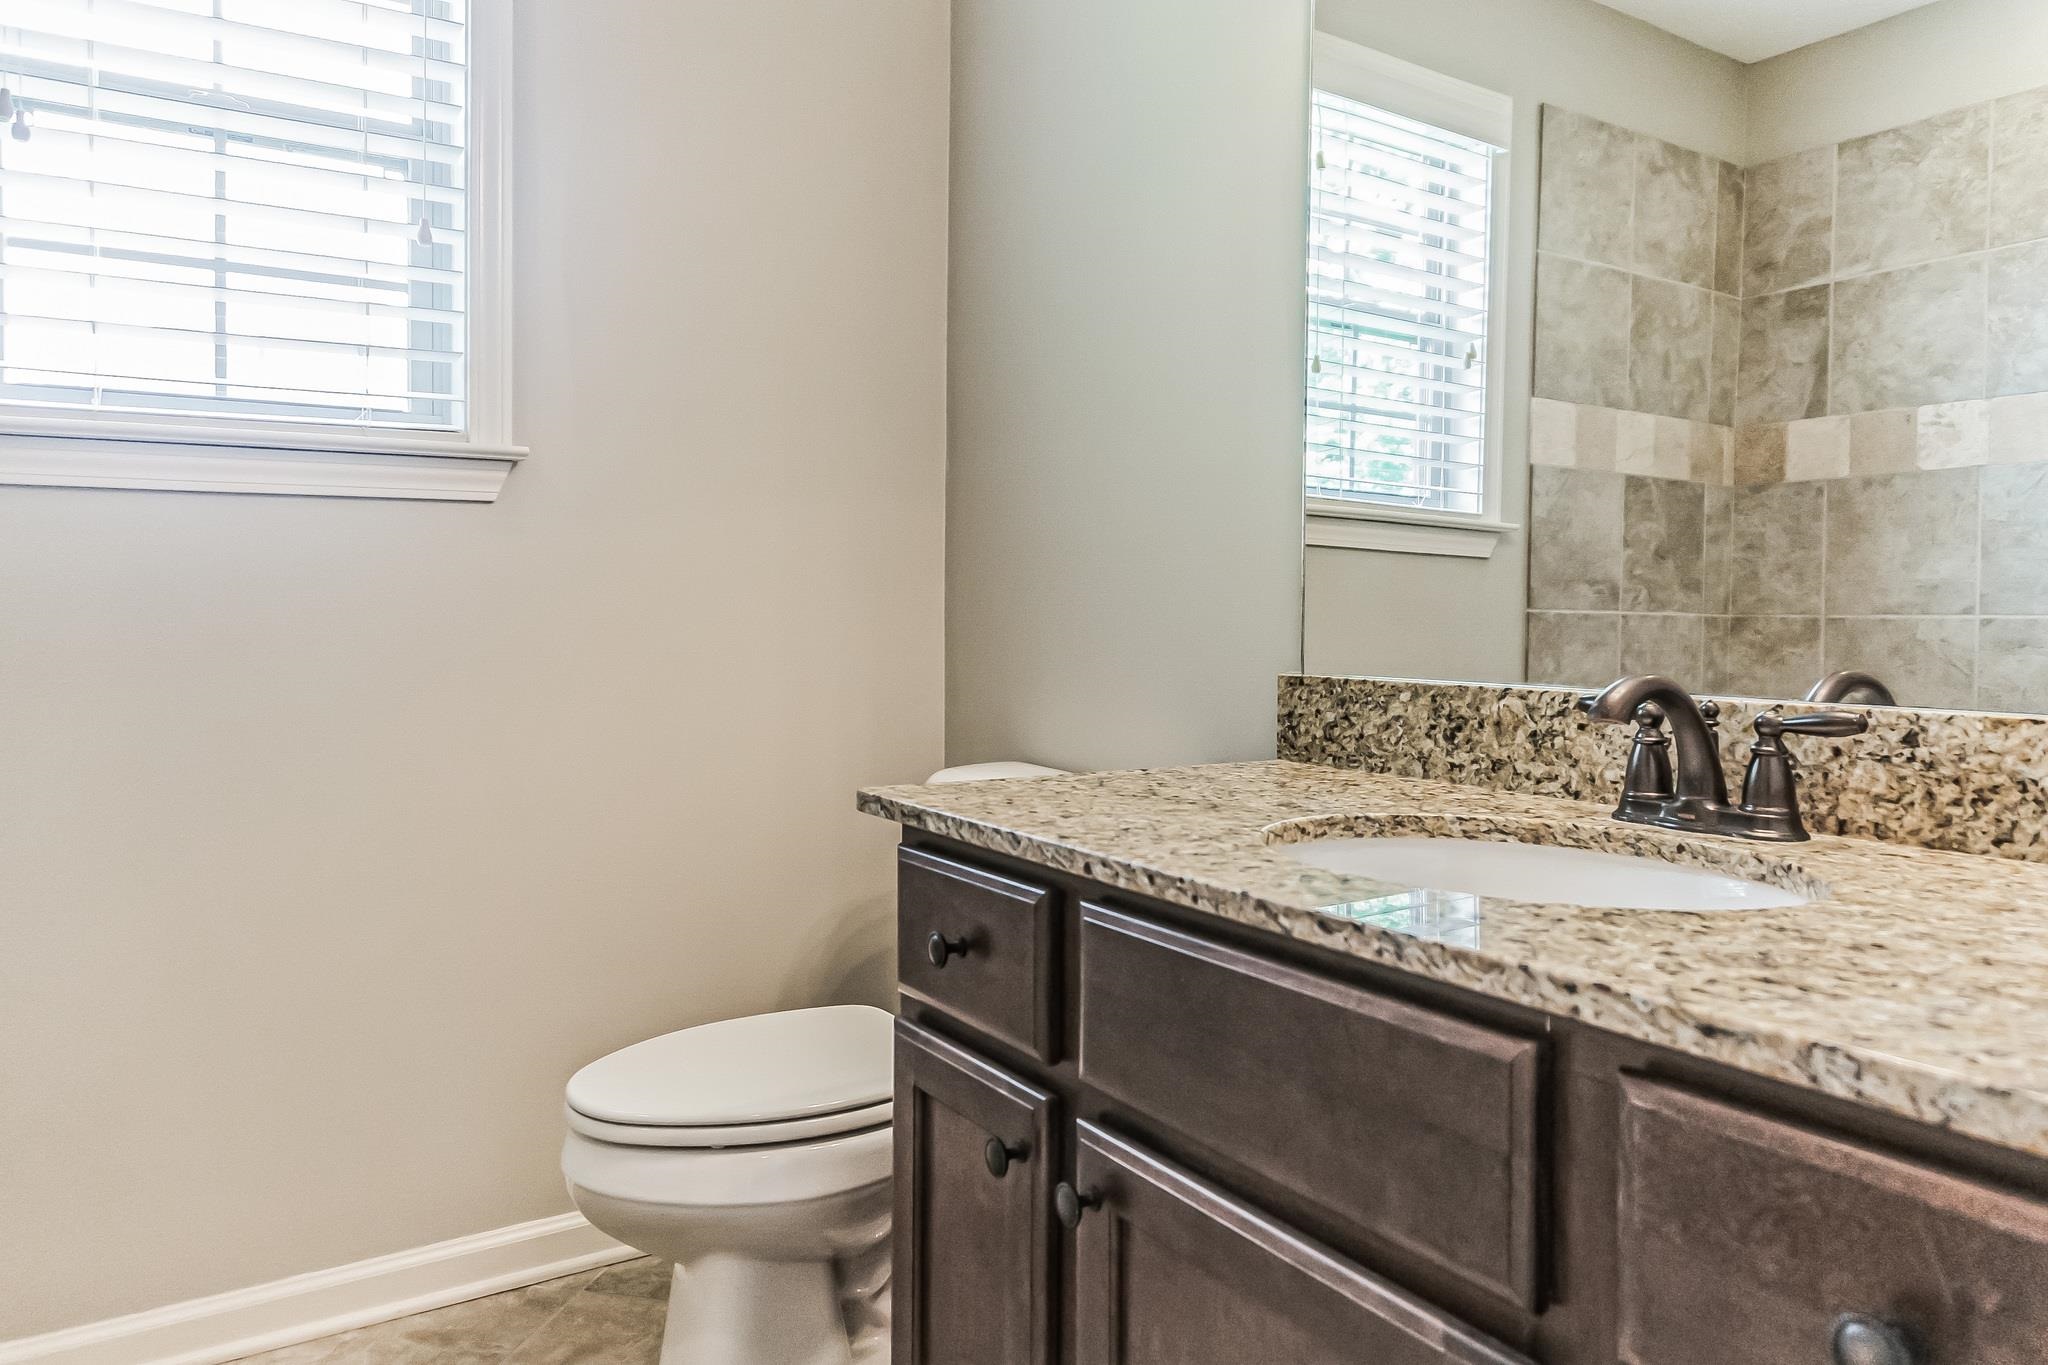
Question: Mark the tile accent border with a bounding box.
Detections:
[1530,397,1732,482]
[1277,673,2048,863]
[0,1214,633,1365]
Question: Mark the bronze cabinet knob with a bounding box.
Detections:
[1832,1315,1915,1365]
[983,1138,1027,1179]
[925,931,971,968]
[1053,1182,1100,1230]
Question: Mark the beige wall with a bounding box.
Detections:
[943,0,1310,773]
[1748,0,2048,164]
[1305,0,1745,683]
[0,0,948,1341]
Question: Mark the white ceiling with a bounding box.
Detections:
[1588,0,1951,63]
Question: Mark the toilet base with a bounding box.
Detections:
[662,1257,877,1365]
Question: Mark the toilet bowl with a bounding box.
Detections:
[561,1005,895,1365]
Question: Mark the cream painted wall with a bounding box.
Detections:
[1304,0,1744,683]
[0,0,948,1341]
[943,0,1310,772]
[1748,0,2048,164]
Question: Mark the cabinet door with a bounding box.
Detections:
[1619,1076,2048,1365]
[893,1019,1057,1365]
[1069,1123,1531,1365]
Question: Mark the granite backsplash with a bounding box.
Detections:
[1278,674,2048,863]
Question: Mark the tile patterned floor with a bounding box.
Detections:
[234,1257,672,1364]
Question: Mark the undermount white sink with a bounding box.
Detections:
[1283,836,1809,912]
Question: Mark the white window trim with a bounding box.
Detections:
[0,2,523,503]
[1306,34,1513,558]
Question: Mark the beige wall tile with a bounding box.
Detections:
[1534,253,1633,408]
[1981,463,2048,616]
[1823,616,1976,709]
[1538,107,1637,269]
[1734,422,1788,484]
[1988,239,2048,397]
[1529,466,1625,610]
[1575,404,1620,471]
[1703,615,1822,699]
[1825,468,1980,616]
[1784,415,1852,481]
[1528,611,1622,690]
[1623,475,1707,612]
[1615,409,1661,475]
[1530,397,1578,468]
[1989,391,2048,464]
[1703,484,1733,614]
[1738,286,1831,426]
[1650,414,1698,480]
[1630,277,1715,421]
[1743,147,1835,296]
[1832,257,1989,413]
[1846,408,1918,477]
[1918,400,1990,469]
[1979,618,2048,712]
[1709,292,1739,428]
[1730,482,1824,615]
[1714,161,1745,297]
[1992,87,2048,249]
[1633,138,1718,289]
[1621,612,1707,681]
[1835,104,1990,277]
[1688,422,1728,484]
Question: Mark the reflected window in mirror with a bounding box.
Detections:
[1306,37,1512,552]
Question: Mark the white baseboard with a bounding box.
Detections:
[0,1213,636,1365]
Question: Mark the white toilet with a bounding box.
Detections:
[561,1004,896,1365]
[562,762,1070,1364]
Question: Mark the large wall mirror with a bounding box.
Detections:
[1298,0,2048,714]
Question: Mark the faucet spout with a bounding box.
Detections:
[1579,675,1728,805]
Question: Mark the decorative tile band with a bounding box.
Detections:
[1277,673,2048,863]
[1530,397,1732,483]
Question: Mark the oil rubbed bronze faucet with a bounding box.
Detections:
[1577,675,1870,842]
[1805,670,1898,706]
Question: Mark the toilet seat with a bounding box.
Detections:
[564,1004,893,1150]
[565,1098,893,1149]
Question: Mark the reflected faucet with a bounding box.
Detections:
[1805,671,1897,706]
[1577,675,1871,842]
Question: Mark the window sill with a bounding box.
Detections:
[0,416,526,502]
[1305,502,1517,559]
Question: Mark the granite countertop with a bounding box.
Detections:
[859,761,2048,1159]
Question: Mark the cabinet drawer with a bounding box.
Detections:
[1619,1076,2048,1365]
[1071,1122,1531,1365]
[897,846,1058,1062]
[1077,905,1542,1310]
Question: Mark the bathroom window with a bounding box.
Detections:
[1306,37,1511,554]
[0,0,521,501]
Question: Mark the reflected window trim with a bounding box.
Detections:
[1305,34,1514,556]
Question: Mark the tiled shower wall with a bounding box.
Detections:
[1529,93,2048,710]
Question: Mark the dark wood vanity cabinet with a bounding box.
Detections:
[891,836,2048,1365]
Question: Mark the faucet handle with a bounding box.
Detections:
[1755,709,1871,741]
[1622,703,1675,803]
[1739,708,1871,838]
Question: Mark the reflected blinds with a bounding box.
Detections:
[1306,87,1497,515]
[0,0,469,432]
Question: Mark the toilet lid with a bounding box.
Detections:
[566,1004,893,1129]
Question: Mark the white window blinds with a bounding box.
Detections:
[0,0,470,435]
[1306,87,1498,516]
